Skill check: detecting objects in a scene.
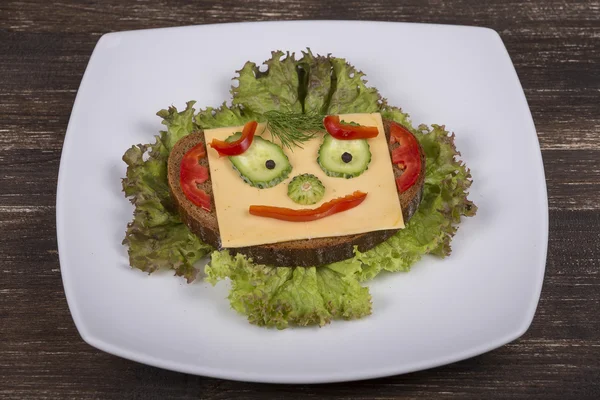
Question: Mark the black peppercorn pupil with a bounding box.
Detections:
[341,152,353,163]
[265,159,276,169]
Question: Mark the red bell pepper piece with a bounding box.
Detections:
[323,115,379,140]
[209,120,258,156]
[390,123,422,193]
[249,191,367,222]
[180,143,211,211]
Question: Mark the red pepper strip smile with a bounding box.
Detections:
[323,115,379,140]
[390,123,422,193]
[249,191,368,222]
[210,120,258,156]
[180,143,211,211]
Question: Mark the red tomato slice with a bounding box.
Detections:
[390,123,422,193]
[209,120,258,156]
[323,115,379,140]
[180,142,211,211]
[249,191,367,222]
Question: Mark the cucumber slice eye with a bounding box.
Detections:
[317,134,371,178]
[287,174,325,205]
[226,133,292,188]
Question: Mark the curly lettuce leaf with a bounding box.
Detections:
[299,49,333,114]
[231,50,302,114]
[156,101,200,150]
[122,102,212,282]
[230,49,381,116]
[195,102,255,129]
[205,251,371,329]
[298,50,382,115]
[327,57,382,114]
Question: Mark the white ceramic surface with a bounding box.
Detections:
[56,21,548,384]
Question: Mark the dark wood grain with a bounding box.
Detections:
[1,0,599,398]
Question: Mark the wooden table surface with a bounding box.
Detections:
[1,1,599,398]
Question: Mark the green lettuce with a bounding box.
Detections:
[122,101,212,282]
[231,50,303,114]
[121,51,476,328]
[299,50,332,114]
[195,102,254,129]
[205,252,370,329]
[326,57,381,114]
[298,49,381,115]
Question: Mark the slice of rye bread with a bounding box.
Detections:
[167,119,426,267]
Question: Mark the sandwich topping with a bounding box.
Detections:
[318,134,372,179]
[389,122,422,193]
[323,115,379,140]
[209,120,257,156]
[202,113,403,248]
[179,142,211,211]
[226,133,292,189]
[287,174,325,205]
[249,191,367,222]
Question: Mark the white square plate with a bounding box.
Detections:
[57,21,548,383]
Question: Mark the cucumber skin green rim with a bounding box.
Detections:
[317,135,372,179]
[230,162,292,189]
[226,134,293,189]
[287,173,325,205]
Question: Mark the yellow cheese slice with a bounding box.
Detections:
[204,113,404,248]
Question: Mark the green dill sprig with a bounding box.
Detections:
[262,111,325,150]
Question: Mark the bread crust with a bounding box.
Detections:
[167,119,426,266]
